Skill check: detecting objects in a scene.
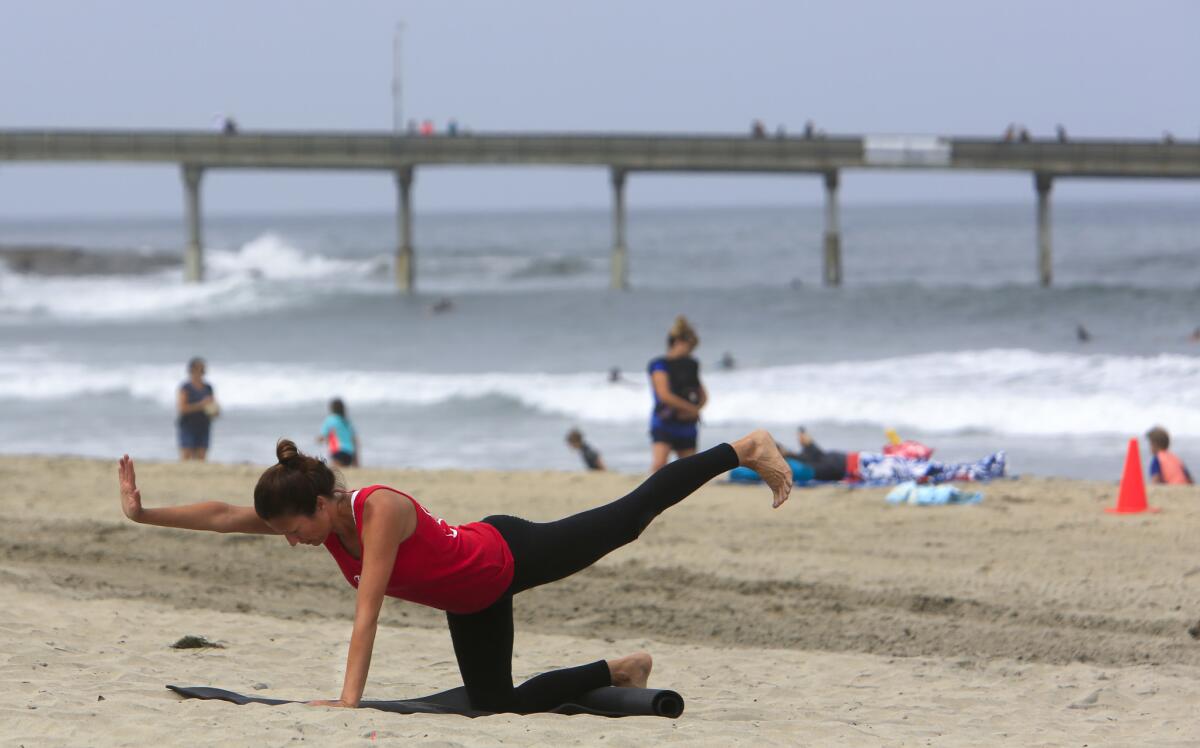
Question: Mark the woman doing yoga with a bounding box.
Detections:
[117,430,790,713]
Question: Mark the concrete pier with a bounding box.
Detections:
[610,168,628,290]
[395,167,415,293]
[6,129,1200,289]
[822,170,842,287]
[181,164,204,283]
[1035,172,1053,287]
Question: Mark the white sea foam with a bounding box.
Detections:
[0,233,387,322]
[2,348,1198,438]
[206,233,385,281]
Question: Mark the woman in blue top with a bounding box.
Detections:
[319,398,360,467]
[648,316,707,472]
[177,357,218,461]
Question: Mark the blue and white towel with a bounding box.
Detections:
[886,480,983,506]
[859,451,1005,485]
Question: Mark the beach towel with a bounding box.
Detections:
[857,451,1005,485]
[728,457,814,484]
[882,440,934,460]
[885,480,982,505]
[727,451,1006,488]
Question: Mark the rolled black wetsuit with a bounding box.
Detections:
[446,443,740,713]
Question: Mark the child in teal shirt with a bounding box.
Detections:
[319,398,359,467]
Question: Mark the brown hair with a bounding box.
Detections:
[667,315,698,348]
[1146,426,1170,451]
[254,438,342,519]
[330,398,347,418]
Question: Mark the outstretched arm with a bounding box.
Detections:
[118,455,278,534]
[312,490,416,708]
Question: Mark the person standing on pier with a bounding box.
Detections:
[648,316,707,472]
[177,357,218,462]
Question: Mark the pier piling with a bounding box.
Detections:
[610,168,628,290]
[822,170,842,286]
[1035,172,1053,287]
[181,164,204,283]
[395,167,415,293]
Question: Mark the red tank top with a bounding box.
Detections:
[323,485,514,614]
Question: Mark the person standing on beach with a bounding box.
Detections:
[117,430,791,713]
[177,357,218,461]
[318,398,360,468]
[648,316,707,472]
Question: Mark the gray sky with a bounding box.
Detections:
[2,0,1199,217]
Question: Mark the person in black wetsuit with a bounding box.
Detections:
[783,428,851,481]
[648,315,707,472]
[565,429,606,471]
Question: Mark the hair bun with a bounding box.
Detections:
[669,315,698,344]
[276,438,300,465]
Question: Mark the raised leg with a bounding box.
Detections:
[488,438,787,596]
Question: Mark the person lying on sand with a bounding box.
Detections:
[117,430,790,712]
[734,427,1005,485]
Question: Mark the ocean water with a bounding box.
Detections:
[1,202,1198,480]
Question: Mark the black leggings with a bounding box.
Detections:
[444,443,739,713]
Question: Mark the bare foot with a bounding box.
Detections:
[732,429,793,508]
[607,652,652,688]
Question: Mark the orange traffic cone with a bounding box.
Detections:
[1106,438,1159,514]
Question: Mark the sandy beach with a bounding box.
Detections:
[3,454,1200,745]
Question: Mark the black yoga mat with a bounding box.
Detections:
[167,684,684,719]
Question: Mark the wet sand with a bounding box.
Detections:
[3,455,1200,744]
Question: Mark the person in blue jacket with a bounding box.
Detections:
[648,316,707,472]
[318,398,360,467]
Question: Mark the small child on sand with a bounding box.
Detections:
[566,429,606,471]
[1146,426,1193,485]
